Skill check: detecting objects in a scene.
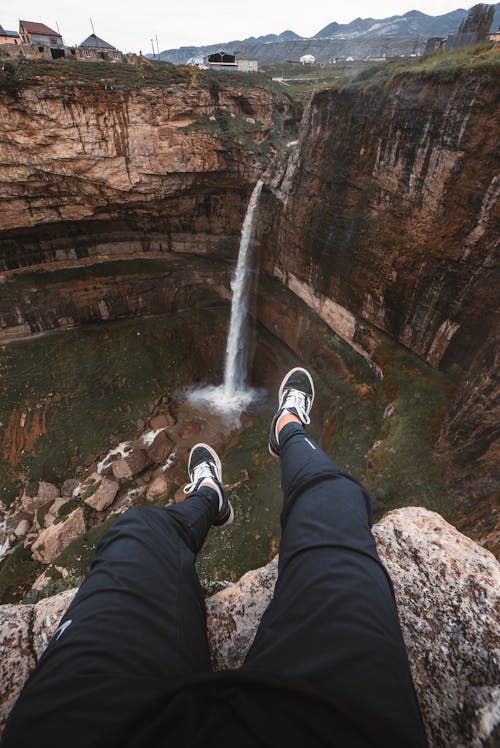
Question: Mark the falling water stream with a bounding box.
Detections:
[223,179,263,395]
[188,179,264,415]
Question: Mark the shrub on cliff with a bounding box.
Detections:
[0,62,22,99]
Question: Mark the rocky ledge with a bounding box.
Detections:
[1,507,498,746]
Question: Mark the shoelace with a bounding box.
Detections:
[184,461,218,494]
[281,389,311,425]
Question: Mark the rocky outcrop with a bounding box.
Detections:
[373,508,500,748]
[1,508,498,745]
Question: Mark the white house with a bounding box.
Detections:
[300,54,316,64]
[236,58,258,72]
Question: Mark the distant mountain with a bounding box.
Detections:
[243,30,303,44]
[314,9,469,38]
[158,4,500,65]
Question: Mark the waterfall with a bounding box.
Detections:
[187,179,263,416]
[223,179,263,395]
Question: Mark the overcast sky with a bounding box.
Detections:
[0,1,487,53]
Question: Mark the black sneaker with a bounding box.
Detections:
[183,443,234,529]
[268,367,315,457]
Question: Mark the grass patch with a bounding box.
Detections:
[0,543,43,603]
[348,42,499,89]
[14,58,190,90]
[0,308,228,506]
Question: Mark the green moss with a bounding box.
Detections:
[81,479,100,502]
[51,517,116,581]
[0,309,228,501]
[0,543,43,603]
[53,499,80,524]
[364,337,452,519]
[35,501,53,528]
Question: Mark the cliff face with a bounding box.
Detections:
[0,76,290,270]
[0,73,290,340]
[263,70,498,516]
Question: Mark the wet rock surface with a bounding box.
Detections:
[261,70,499,532]
[1,508,498,745]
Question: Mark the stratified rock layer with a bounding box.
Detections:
[1,508,498,745]
[262,70,499,518]
[0,78,289,270]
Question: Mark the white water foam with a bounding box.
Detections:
[141,428,166,447]
[97,441,132,474]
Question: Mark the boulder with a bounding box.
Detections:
[146,474,169,501]
[111,450,151,480]
[149,414,175,430]
[37,482,60,502]
[31,508,86,564]
[32,589,77,658]
[14,520,30,538]
[1,508,498,746]
[145,431,174,464]
[21,482,60,514]
[111,459,133,480]
[81,474,118,512]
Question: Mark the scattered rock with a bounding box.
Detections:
[146,475,169,501]
[146,431,174,464]
[81,473,119,512]
[21,482,60,514]
[125,449,151,476]
[61,479,78,498]
[31,508,86,564]
[111,459,133,480]
[14,520,30,538]
[149,413,175,430]
[37,482,60,502]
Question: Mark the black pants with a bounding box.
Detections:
[2,424,428,747]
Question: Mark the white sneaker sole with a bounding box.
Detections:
[214,501,235,531]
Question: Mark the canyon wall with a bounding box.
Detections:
[0,72,291,339]
[0,62,498,536]
[0,73,290,269]
[261,68,499,519]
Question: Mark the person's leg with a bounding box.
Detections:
[2,444,233,746]
[243,370,427,746]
